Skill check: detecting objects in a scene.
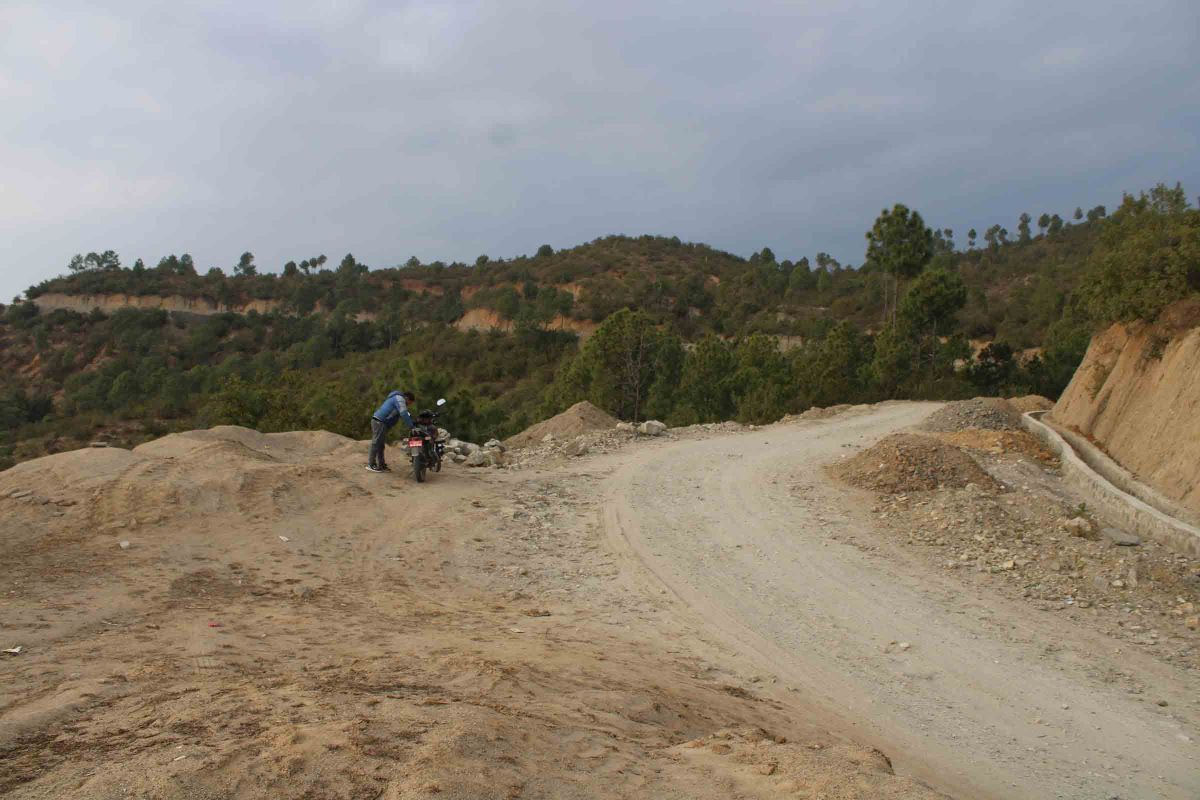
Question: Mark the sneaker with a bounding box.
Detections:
[366,464,384,473]
[379,464,391,471]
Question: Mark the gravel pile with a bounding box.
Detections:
[830,433,998,494]
[872,480,1200,670]
[920,398,1023,433]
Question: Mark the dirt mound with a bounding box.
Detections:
[1,446,145,488]
[504,401,620,449]
[934,429,1059,465]
[134,426,356,462]
[1008,395,1054,413]
[831,433,998,494]
[920,398,1022,432]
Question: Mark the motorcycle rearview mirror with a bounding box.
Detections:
[436,398,446,407]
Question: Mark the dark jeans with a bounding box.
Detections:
[368,418,390,468]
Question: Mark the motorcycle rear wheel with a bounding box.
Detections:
[413,453,426,483]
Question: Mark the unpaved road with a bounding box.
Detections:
[2,405,1196,799]
[601,402,1199,800]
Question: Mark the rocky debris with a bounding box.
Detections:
[1061,516,1096,538]
[782,404,854,423]
[565,437,589,457]
[504,401,620,449]
[920,397,1024,433]
[1102,527,1142,547]
[671,420,745,435]
[933,428,1058,465]
[638,420,667,436]
[831,433,998,494]
[465,449,505,468]
[1008,395,1054,413]
[869,458,1200,669]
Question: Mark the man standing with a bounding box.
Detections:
[368,390,416,472]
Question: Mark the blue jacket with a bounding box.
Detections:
[373,391,415,430]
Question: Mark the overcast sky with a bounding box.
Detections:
[3,0,1198,301]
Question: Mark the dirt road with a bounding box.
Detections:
[601,402,1199,800]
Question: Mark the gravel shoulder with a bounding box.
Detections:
[598,402,1199,800]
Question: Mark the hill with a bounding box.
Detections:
[2,182,1195,468]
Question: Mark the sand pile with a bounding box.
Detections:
[831,433,998,494]
[920,398,1023,433]
[1008,395,1054,413]
[504,401,620,449]
[134,426,356,462]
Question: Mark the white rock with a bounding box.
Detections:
[638,420,667,436]
[484,438,505,451]
[119,540,132,550]
[615,422,635,432]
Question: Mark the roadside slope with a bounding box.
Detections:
[1052,298,1200,515]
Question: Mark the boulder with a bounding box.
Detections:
[566,436,589,457]
[484,438,505,451]
[464,450,489,467]
[638,420,667,436]
[1101,527,1141,546]
[615,422,635,433]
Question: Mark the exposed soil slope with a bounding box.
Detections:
[1052,299,1200,515]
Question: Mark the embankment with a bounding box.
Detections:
[1050,298,1200,517]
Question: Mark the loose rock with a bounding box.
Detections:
[638,420,667,436]
[1101,527,1141,547]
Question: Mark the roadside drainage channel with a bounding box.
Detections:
[1022,410,1200,557]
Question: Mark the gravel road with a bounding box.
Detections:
[601,402,1199,800]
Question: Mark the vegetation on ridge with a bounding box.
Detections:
[2,182,1196,468]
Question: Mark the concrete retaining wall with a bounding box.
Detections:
[1022,411,1200,556]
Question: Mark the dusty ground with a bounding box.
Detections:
[0,424,941,800]
[1,406,1197,799]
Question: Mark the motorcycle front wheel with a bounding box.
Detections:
[413,453,426,483]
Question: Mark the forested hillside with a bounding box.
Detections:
[2,183,1195,468]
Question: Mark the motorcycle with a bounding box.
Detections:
[407,398,447,483]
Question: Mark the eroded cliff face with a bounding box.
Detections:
[32,292,290,316]
[1051,299,1200,515]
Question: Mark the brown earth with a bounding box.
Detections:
[1051,298,1200,515]
[0,424,943,800]
[503,401,620,449]
[932,428,1058,465]
[4,405,1198,800]
[1007,395,1054,413]
[829,433,998,494]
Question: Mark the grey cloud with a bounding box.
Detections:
[2,0,1198,301]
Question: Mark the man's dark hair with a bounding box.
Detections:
[403,391,415,402]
